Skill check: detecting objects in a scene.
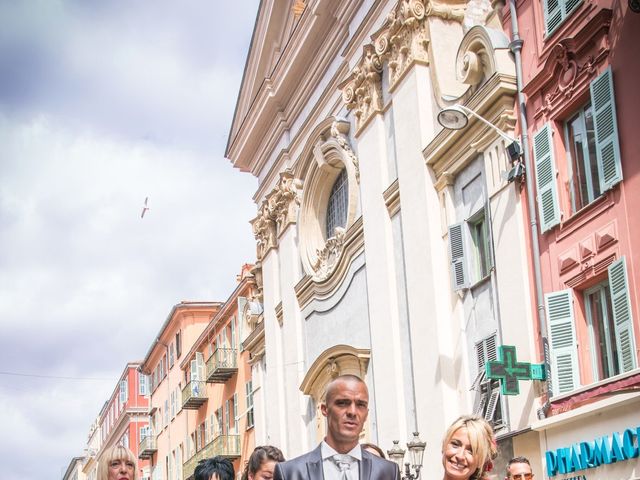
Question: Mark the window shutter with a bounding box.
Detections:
[608,257,637,373]
[196,352,205,380]
[564,0,582,16]
[544,0,563,35]
[591,67,623,192]
[533,123,561,232]
[448,223,468,290]
[484,388,500,421]
[545,290,579,395]
[475,391,489,416]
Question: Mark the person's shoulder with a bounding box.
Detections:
[363,450,399,471]
[278,446,322,468]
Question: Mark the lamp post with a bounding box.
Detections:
[437,103,524,180]
[387,432,426,480]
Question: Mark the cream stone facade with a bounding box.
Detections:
[226,0,539,477]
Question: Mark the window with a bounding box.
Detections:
[546,257,636,396]
[210,413,216,439]
[472,335,503,427]
[232,393,238,433]
[169,343,175,368]
[245,381,254,429]
[585,282,618,381]
[468,208,491,280]
[216,407,223,436]
[224,400,230,435]
[325,168,348,239]
[119,379,128,404]
[543,0,582,36]
[164,400,169,427]
[566,102,599,212]
[175,331,182,359]
[141,426,150,440]
[534,68,622,231]
[170,390,176,419]
[448,205,493,290]
[139,372,149,396]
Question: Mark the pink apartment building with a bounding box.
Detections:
[96,362,150,480]
[179,264,258,480]
[503,0,640,478]
[139,301,221,480]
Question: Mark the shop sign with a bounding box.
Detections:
[545,426,640,477]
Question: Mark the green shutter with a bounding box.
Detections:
[545,290,579,395]
[564,0,582,16]
[448,223,468,290]
[544,0,563,35]
[608,257,637,373]
[591,67,623,192]
[533,123,561,232]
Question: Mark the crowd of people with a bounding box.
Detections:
[98,375,535,480]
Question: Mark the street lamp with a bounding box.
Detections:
[387,432,426,480]
[437,104,523,180]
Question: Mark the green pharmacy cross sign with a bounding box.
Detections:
[486,345,546,395]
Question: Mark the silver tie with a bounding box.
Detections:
[332,454,353,480]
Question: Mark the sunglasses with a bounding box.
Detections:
[510,474,533,480]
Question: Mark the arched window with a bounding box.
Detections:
[325,169,348,238]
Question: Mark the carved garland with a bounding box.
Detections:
[330,120,360,183]
[251,169,302,260]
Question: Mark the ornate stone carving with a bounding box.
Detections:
[373,0,465,89]
[312,227,346,281]
[330,119,360,183]
[251,169,302,260]
[340,44,383,133]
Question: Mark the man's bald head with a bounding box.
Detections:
[323,374,367,404]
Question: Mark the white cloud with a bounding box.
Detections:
[0,1,260,477]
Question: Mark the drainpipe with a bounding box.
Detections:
[507,0,553,409]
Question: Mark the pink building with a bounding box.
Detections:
[96,362,150,480]
[138,302,221,480]
[179,265,259,479]
[503,0,640,478]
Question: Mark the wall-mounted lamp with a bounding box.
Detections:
[437,104,524,181]
[387,432,426,480]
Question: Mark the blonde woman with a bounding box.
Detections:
[441,415,497,480]
[99,444,138,480]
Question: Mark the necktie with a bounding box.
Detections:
[332,454,353,480]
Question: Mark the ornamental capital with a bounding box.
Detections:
[339,44,384,134]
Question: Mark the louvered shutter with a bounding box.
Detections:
[484,388,500,421]
[545,290,580,395]
[591,67,623,192]
[448,223,468,290]
[196,352,205,380]
[608,257,637,373]
[190,359,198,382]
[544,0,563,35]
[533,123,561,232]
[564,0,582,17]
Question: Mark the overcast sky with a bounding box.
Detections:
[0,1,259,478]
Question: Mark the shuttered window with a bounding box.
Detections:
[543,0,582,36]
[533,123,561,232]
[545,290,580,395]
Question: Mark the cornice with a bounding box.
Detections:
[383,179,401,216]
[228,0,353,175]
[294,216,365,310]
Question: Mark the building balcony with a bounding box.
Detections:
[181,381,207,409]
[138,436,157,459]
[183,434,241,480]
[206,348,237,383]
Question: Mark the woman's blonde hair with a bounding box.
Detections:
[98,444,138,480]
[442,415,497,480]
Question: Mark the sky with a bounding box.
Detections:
[0,1,260,478]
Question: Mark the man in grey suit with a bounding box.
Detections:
[274,374,400,480]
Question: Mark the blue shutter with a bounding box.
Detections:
[591,67,623,192]
[533,123,561,232]
[545,290,579,395]
[448,223,468,290]
[544,0,563,35]
[608,257,637,373]
[564,0,582,16]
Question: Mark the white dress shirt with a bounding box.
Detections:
[321,441,362,480]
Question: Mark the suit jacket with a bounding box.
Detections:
[274,444,400,480]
